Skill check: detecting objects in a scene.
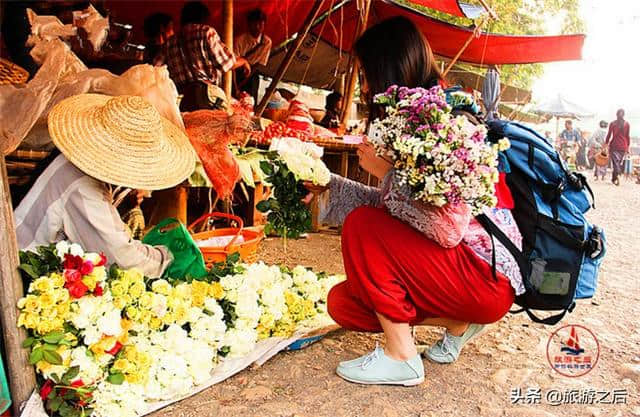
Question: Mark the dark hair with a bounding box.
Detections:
[181,1,210,25]
[354,16,442,119]
[247,8,267,23]
[325,91,342,111]
[143,13,173,39]
[599,120,608,128]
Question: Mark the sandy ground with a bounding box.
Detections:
[153,179,640,417]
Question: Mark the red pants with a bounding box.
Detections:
[328,206,515,332]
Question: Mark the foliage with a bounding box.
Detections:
[256,157,312,239]
[395,0,585,89]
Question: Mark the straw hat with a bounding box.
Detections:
[0,58,29,85]
[48,94,196,190]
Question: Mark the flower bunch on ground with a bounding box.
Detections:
[369,85,510,213]
[17,243,343,417]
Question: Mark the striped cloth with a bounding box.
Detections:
[14,154,173,278]
[164,23,236,86]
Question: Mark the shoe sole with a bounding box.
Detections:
[424,325,489,364]
[336,370,424,386]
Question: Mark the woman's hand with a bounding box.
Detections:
[301,182,329,205]
[357,138,393,180]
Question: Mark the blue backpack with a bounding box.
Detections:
[477,120,606,325]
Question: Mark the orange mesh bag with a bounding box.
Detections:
[183,109,253,199]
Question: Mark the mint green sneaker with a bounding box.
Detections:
[339,343,384,369]
[425,324,485,364]
[336,348,424,386]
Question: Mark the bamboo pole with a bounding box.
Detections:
[255,0,326,118]
[477,0,498,19]
[222,0,234,100]
[0,157,36,415]
[340,0,371,125]
[442,19,486,78]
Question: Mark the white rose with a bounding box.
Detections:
[97,309,122,337]
[68,243,84,257]
[55,241,70,259]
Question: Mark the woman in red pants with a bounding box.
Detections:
[311,17,523,386]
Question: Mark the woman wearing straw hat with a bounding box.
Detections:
[14,94,196,278]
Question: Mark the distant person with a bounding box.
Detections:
[234,8,272,101]
[544,131,553,143]
[588,120,608,172]
[320,91,343,129]
[559,120,581,144]
[576,131,589,171]
[143,13,174,66]
[164,1,251,111]
[605,109,631,186]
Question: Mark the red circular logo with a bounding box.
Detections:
[546,324,600,377]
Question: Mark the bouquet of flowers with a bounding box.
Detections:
[369,85,510,214]
[17,243,343,417]
[257,137,331,238]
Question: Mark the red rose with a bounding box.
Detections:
[70,379,84,388]
[68,281,89,299]
[40,380,54,400]
[97,252,107,267]
[79,260,94,276]
[105,341,122,356]
[93,284,104,296]
[64,269,81,284]
[63,254,83,270]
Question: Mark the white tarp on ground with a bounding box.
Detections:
[21,328,329,417]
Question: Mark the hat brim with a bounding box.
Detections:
[48,94,196,190]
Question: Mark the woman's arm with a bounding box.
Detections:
[318,174,381,226]
[62,178,173,278]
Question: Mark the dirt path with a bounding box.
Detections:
[154,179,640,417]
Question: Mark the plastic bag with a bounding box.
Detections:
[184,109,253,199]
[73,4,109,52]
[142,218,208,280]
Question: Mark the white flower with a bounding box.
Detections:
[97,308,122,337]
[55,241,70,259]
[68,243,84,257]
[224,328,258,358]
[70,346,104,384]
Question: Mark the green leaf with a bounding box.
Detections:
[19,264,39,279]
[43,349,63,365]
[51,373,61,384]
[42,343,59,352]
[48,396,63,412]
[107,372,125,385]
[255,200,270,212]
[226,252,240,264]
[62,366,80,385]
[29,348,44,364]
[43,331,65,344]
[22,337,36,348]
[259,160,274,176]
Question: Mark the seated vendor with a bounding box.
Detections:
[320,91,343,129]
[14,94,196,278]
[234,8,272,101]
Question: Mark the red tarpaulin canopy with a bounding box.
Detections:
[105,0,585,89]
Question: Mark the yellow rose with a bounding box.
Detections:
[161,312,175,325]
[138,352,152,368]
[173,306,187,324]
[24,295,40,313]
[151,279,171,296]
[112,358,128,372]
[90,336,117,355]
[128,281,145,298]
[92,266,107,280]
[111,281,126,297]
[37,321,52,335]
[17,313,27,328]
[125,372,143,385]
[124,269,144,285]
[38,293,55,309]
[122,294,132,305]
[50,273,65,288]
[149,317,163,330]
[191,281,208,297]
[173,284,191,300]
[81,274,97,291]
[138,292,153,309]
[33,277,53,293]
[125,306,140,321]
[124,346,137,362]
[113,297,126,310]
[138,310,152,325]
[208,282,225,299]
[56,302,70,317]
[64,332,78,345]
[36,360,52,373]
[191,294,205,308]
[17,298,26,310]
[24,313,38,329]
[55,289,70,304]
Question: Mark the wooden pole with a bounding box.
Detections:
[255,0,326,118]
[0,157,36,415]
[340,0,371,125]
[477,0,498,19]
[442,19,486,78]
[222,0,234,100]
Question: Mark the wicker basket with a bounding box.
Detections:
[189,212,263,267]
[0,58,29,85]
